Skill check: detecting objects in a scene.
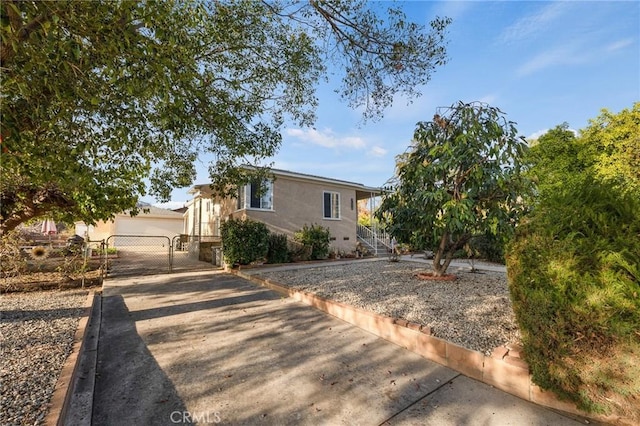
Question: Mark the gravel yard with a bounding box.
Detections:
[0,290,88,425]
[256,259,520,355]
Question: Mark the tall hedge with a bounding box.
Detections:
[220,218,269,266]
[507,180,640,419]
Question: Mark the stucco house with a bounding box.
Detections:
[183,168,387,257]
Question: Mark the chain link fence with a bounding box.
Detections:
[103,235,219,277]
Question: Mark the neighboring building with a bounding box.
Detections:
[75,205,184,242]
[184,168,385,256]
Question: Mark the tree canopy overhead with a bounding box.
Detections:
[0,0,451,234]
[376,101,530,276]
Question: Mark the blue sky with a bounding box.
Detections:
[156,0,639,208]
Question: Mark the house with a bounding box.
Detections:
[183,168,387,257]
[75,204,184,242]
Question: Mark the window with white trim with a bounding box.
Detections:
[237,180,273,210]
[323,191,340,219]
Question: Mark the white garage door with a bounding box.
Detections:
[115,217,183,238]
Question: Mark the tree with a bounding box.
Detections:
[376,101,530,276]
[525,123,583,201]
[579,102,640,196]
[0,0,451,234]
[507,105,640,418]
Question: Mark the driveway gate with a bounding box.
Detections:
[105,235,218,277]
[105,235,172,276]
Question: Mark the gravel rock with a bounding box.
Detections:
[257,260,520,355]
[1,290,88,426]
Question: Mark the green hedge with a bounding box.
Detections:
[266,233,290,264]
[220,218,269,266]
[294,223,330,260]
[506,181,640,417]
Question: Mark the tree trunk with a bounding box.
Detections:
[432,232,449,276]
[432,232,472,277]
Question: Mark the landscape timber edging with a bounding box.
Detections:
[232,269,632,426]
[44,291,97,426]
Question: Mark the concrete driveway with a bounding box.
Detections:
[92,270,587,425]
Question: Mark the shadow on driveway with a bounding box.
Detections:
[93,294,192,425]
[93,271,584,425]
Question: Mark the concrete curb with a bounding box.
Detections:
[45,291,101,426]
[44,291,95,425]
[232,270,631,426]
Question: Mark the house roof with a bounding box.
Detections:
[188,167,381,195]
[120,205,184,219]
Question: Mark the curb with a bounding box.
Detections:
[232,270,631,426]
[45,291,101,426]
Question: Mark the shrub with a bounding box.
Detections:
[506,181,640,419]
[57,251,88,276]
[294,223,330,260]
[0,231,27,278]
[468,232,506,263]
[220,218,269,266]
[266,233,290,264]
[288,239,312,262]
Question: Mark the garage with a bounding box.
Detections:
[76,205,185,243]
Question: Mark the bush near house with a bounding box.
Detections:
[294,224,330,260]
[220,218,269,266]
[507,181,640,419]
[266,233,290,264]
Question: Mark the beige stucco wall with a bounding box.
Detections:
[237,175,360,253]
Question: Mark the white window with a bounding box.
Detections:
[323,191,340,219]
[237,180,273,210]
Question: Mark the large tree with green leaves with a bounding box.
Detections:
[0,0,451,234]
[580,102,640,196]
[507,104,640,419]
[527,102,640,202]
[376,101,530,276]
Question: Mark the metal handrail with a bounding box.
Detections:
[356,224,392,256]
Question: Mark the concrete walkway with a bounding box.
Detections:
[92,269,589,425]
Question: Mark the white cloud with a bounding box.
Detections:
[606,38,634,52]
[285,128,365,149]
[499,2,569,44]
[526,127,578,142]
[431,1,475,21]
[526,129,548,141]
[478,93,499,105]
[516,43,590,77]
[368,146,388,158]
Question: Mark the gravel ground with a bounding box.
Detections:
[0,290,88,426]
[256,260,520,355]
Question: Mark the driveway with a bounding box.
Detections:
[92,270,586,425]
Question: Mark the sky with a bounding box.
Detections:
[154,0,639,209]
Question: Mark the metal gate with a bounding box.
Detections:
[104,235,218,277]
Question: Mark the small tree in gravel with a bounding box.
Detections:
[377,101,531,276]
